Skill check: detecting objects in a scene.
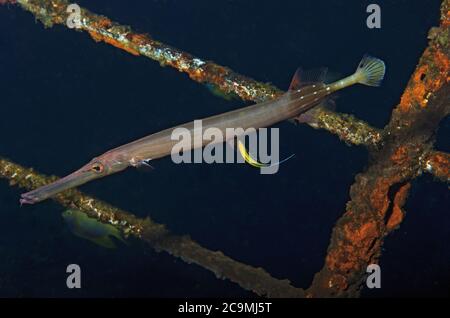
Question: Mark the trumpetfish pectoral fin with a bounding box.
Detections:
[236,139,294,169]
[134,159,155,173]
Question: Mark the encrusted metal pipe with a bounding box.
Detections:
[1,0,448,298]
[14,0,382,147]
[307,1,449,297]
[0,157,304,297]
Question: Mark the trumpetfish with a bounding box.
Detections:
[20,55,385,205]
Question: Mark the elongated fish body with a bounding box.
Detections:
[20,55,385,205]
[110,82,330,163]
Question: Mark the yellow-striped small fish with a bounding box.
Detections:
[237,139,295,169]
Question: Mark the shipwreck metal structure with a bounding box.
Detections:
[0,0,448,297]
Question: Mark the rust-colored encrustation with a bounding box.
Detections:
[1,0,448,297]
[306,1,449,297]
[11,0,383,147]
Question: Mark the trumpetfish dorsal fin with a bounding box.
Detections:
[288,67,329,90]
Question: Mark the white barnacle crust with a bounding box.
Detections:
[425,160,433,172]
[110,218,119,225]
[193,58,206,67]
[328,280,334,288]
[85,198,94,209]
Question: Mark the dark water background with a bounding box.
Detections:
[0,0,448,297]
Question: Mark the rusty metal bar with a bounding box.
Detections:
[1,0,448,298]
[0,157,305,297]
[13,0,382,147]
[306,1,449,297]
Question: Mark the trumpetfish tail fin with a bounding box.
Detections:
[354,54,386,87]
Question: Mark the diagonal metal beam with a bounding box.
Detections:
[13,0,382,146]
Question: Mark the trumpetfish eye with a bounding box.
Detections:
[91,162,104,173]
